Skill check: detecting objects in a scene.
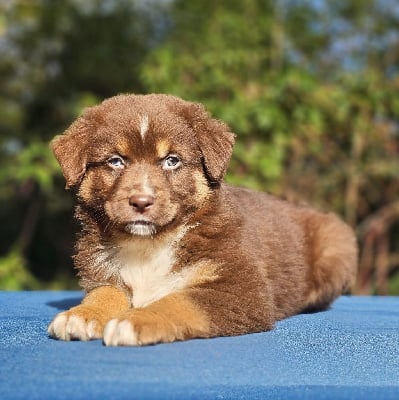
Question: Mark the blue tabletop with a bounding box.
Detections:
[0,291,398,399]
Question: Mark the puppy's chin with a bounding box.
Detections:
[124,221,157,237]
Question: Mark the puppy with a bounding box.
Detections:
[48,94,357,346]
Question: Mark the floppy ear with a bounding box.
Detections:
[183,102,235,184]
[50,118,89,189]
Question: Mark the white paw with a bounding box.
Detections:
[48,312,101,341]
[103,319,138,346]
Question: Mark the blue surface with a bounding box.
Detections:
[0,292,398,399]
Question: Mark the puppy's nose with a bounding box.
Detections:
[129,194,155,213]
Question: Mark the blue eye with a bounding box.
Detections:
[162,155,181,170]
[107,155,125,169]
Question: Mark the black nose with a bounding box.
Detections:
[128,194,155,213]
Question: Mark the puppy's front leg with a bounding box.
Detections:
[103,286,273,346]
[103,292,211,346]
[48,286,130,341]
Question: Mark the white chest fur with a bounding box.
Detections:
[117,233,193,308]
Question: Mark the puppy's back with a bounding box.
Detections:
[223,184,357,318]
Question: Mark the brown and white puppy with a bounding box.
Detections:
[48,94,357,346]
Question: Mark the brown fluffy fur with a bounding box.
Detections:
[48,94,358,346]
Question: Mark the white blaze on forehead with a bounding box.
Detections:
[139,114,149,140]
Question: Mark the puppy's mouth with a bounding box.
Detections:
[124,221,157,237]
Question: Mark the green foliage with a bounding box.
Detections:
[0,248,39,290]
[1,0,399,294]
[1,141,58,193]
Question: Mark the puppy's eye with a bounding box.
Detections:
[107,155,126,169]
[162,155,181,170]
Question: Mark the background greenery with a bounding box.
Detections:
[1,0,399,294]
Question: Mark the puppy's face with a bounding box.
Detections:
[51,94,235,237]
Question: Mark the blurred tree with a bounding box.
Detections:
[1,0,399,294]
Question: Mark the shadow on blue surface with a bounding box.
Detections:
[46,296,82,311]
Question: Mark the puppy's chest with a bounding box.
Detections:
[116,240,191,308]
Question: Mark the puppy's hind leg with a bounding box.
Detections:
[304,213,358,312]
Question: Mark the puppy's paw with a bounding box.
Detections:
[48,306,105,341]
[103,319,138,346]
[103,311,179,346]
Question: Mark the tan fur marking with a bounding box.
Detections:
[193,171,211,203]
[189,261,220,286]
[103,292,210,346]
[48,286,130,341]
[82,285,130,313]
[305,288,322,306]
[156,139,170,159]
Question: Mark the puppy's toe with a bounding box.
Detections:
[103,319,138,346]
[86,320,101,339]
[67,315,90,340]
[48,312,69,340]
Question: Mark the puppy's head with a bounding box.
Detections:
[51,94,235,236]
